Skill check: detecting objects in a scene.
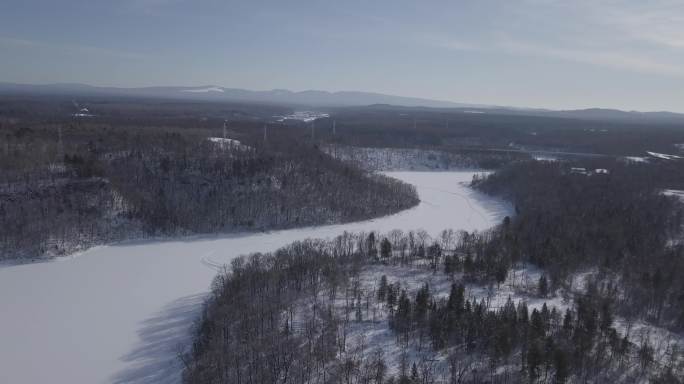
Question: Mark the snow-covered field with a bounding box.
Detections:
[664,189,684,202]
[274,111,329,122]
[341,262,684,379]
[206,137,251,151]
[338,262,567,377]
[0,172,510,384]
[646,151,683,160]
[624,156,649,163]
[181,87,224,93]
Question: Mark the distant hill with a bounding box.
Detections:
[1,82,683,124]
[0,82,479,109]
[443,107,684,125]
[548,108,684,124]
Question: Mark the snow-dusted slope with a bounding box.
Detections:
[324,146,477,171]
[181,86,225,93]
[0,172,510,384]
[647,151,683,160]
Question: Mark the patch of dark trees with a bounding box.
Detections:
[324,145,529,171]
[322,105,684,158]
[383,278,667,383]
[473,160,684,330]
[0,114,417,260]
[184,230,682,384]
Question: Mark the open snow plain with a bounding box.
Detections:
[0,172,511,384]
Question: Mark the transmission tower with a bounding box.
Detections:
[222,120,228,151]
[57,126,64,164]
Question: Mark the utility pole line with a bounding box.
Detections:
[57,125,64,164]
[222,120,228,151]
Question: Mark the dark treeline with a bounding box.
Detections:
[0,101,417,260]
[320,105,684,157]
[185,229,682,384]
[474,160,684,330]
[0,94,292,122]
[323,145,530,171]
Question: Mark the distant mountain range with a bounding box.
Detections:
[0,82,478,108]
[1,82,683,124]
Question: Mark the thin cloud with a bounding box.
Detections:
[420,34,479,52]
[125,0,190,15]
[0,36,149,60]
[500,39,684,78]
[603,5,684,49]
[521,0,684,49]
[419,1,684,78]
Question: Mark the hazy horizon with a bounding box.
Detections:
[1,1,683,112]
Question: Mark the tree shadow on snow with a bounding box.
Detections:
[111,293,205,384]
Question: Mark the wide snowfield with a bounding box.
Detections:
[0,172,510,384]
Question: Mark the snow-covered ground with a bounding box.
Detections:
[342,261,684,379]
[206,137,251,151]
[181,87,224,93]
[0,172,511,384]
[647,151,683,160]
[624,156,649,163]
[663,189,684,202]
[274,111,329,122]
[341,262,568,376]
[207,137,241,145]
[532,155,558,162]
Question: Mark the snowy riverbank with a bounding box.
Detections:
[0,171,511,384]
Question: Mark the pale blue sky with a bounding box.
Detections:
[1,0,683,111]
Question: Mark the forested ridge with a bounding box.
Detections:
[474,160,684,330]
[184,158,684,384]
[0,110,418,260]
[322,145,527,171]
[4,96,684,382]
[184,227,683,383]
[322,106,684,157]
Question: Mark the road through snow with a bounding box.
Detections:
[0,172,510,384]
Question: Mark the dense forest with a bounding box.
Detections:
[323,145,529,171]
[184,227,683,384]
[0,99,418,260]
[3,95,684,382]
[322,105,684,158]
[183,157,684,384]
[474,160,684,330]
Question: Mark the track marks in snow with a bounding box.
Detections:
[421,185,490,223]
[200,251,223,271]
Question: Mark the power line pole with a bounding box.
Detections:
[57,125,64,164]
[263,123,268,143]
[332,120,336,136]
[222,120,228,151]
[413,117,417,130]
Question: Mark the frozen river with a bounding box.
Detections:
[0,172,510,384]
